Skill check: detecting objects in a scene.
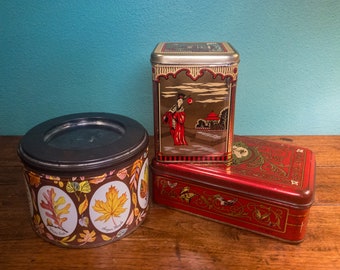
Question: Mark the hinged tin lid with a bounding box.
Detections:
[151,135,315,208]
[151,42,240,65]
[18,113,149,173]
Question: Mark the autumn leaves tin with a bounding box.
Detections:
[18,113,149,248]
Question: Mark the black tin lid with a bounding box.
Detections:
[18,113,149,173]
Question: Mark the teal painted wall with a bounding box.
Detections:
[1,0,339,135]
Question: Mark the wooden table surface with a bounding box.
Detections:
[0,135,339,270]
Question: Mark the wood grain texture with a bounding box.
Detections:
[0,135,339,270]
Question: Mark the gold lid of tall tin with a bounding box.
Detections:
[151,42,240,65]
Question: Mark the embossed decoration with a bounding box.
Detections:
[153,65,238,82]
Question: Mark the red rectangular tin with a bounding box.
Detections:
[151,135,316,243]
[151,42,239,163]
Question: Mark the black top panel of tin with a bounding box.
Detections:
[18,113,149,173]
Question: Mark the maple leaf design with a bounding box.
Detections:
[77,230,96,245]
[92,186,128,226]
[28,171,41,187]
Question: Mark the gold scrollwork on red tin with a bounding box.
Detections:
[189,190,247,219]
[232,138,307,187]
[247,203,284,230]
[156,177,289,233]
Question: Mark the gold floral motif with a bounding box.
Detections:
[180,186,195,203]
[195,192,247,218]
[248,203,283,229]
[232,140,296,184]
[157,177,288,231]
[163,183,248,219]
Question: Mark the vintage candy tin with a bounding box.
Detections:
[151,135,316,243]
[151,42,239,163]
[18,112,149,248]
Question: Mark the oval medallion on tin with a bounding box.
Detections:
[37,185,78,237]
[89,181,131,234]
[137,158,149,209]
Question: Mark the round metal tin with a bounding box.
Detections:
[18,113,149,248]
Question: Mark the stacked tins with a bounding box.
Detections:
[150,42,315,243]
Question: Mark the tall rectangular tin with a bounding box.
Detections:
[151,42,239,162]
[151,135,316,243]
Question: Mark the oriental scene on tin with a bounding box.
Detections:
[159,71,231,157]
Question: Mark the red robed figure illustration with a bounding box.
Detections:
[162,94,192,145]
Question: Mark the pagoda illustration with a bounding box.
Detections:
[195,108,229,130]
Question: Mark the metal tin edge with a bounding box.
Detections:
[151,42,240,65]
[18,113,149,174]
[150,155,315,210]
